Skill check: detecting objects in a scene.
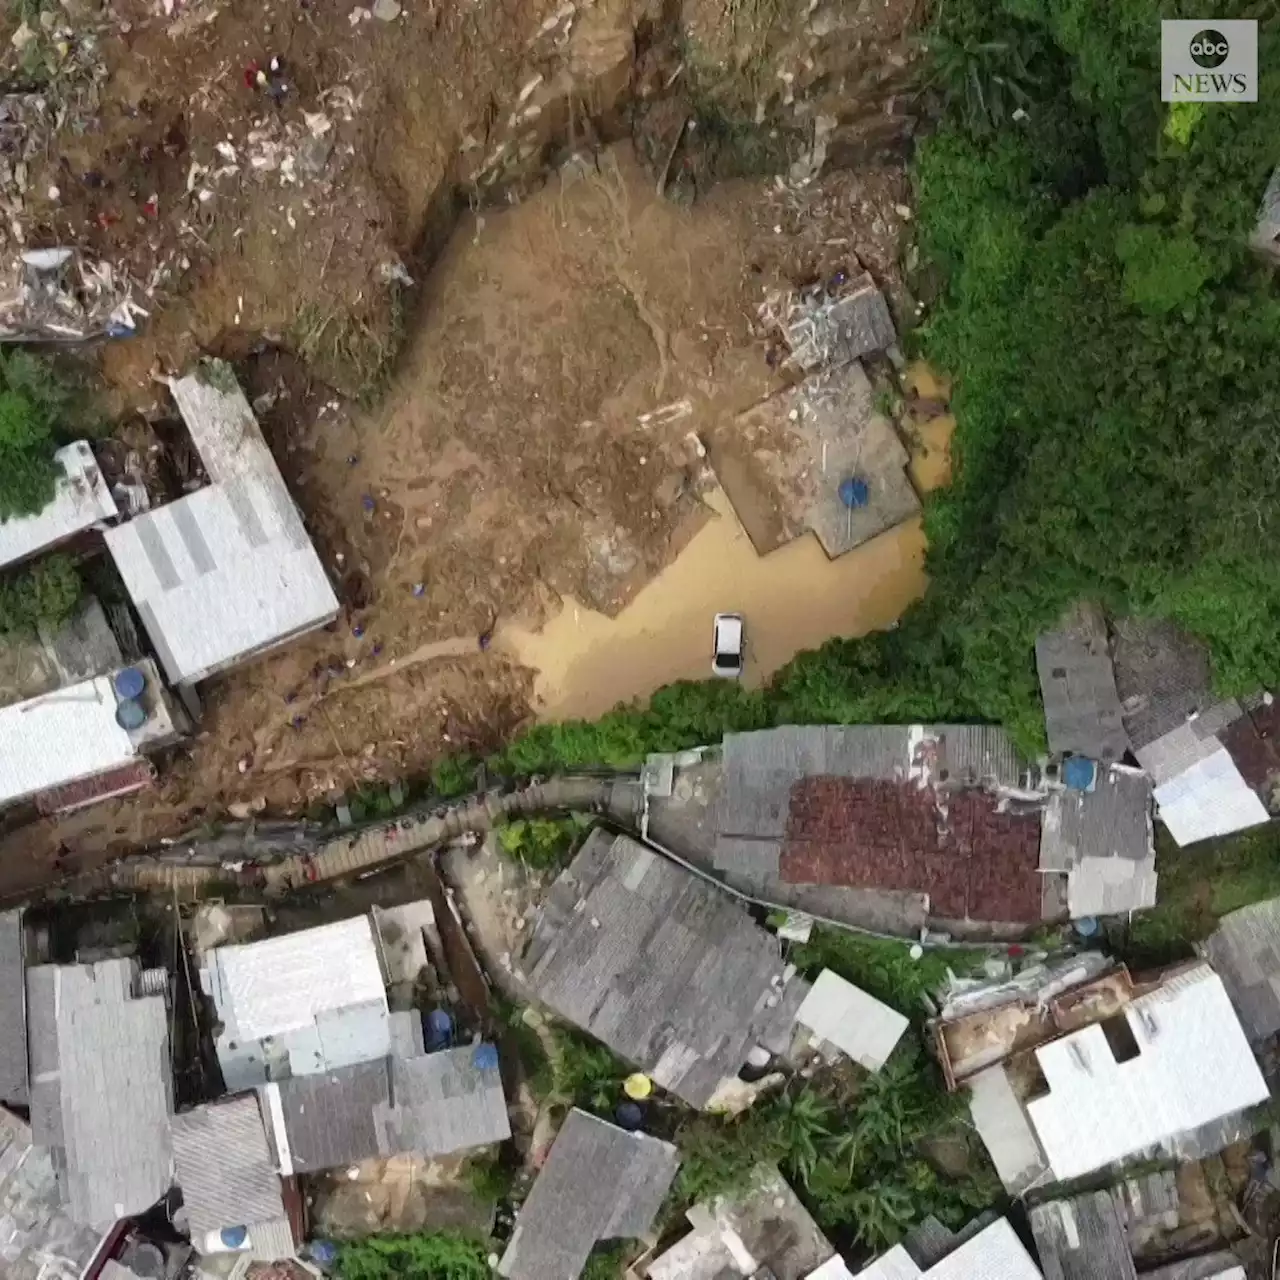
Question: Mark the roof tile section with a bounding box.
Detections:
[104,362,338,686]
[1112,619,1214,751]
[1040,766,1156,918]
[715,726,1039,925]
[1026,965,1268,1181]
[0,909,27,1105]
[26,958,173,1228]
[1202,896,1280,1044]
[171,1095,290,1256]
[782,779,1042,923]
[794,971,908,1072]
[519,829,806,1108]
[0,1107,109,1280]
[1036,628,1130,761]
[498,1109,679,1280]
[202,915,390,1091]
[0,441,117,571]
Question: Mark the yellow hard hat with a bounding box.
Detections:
[623,1072,653,1100]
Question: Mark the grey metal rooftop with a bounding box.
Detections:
[171,1095,292,1259]
[519,828,806,1109]
[1202,895,1280,1044]
[25,958,173,1228]
[1039,766,1156,918]
[269,1044,509,1174]
[1035,628,1130,762]
[498,1109,679,1280]
[0,909,27,1105]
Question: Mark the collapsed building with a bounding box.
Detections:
[931,956,1269,1194]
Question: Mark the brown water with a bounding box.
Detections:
[496,370,955,721]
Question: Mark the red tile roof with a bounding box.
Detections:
[1222,700,1280,793]
[780,777,1043,922]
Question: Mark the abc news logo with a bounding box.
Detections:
[1162,19,1258,101]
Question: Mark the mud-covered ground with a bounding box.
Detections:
[0,0,924,888]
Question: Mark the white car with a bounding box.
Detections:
[712,613,745,678]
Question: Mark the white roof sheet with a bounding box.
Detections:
[0,664,173,807]
[807,1257,859,1279]
[795,970,909,1071]
[1153,747,1270,846]
[206,916,387,1046]
[926,1220,1041,1280]
[104,365,337,685]
[853,1247,921,1280]
[0,441,117,570]
[1026,965,1269,1181]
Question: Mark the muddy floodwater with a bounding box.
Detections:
[499,388,954,722]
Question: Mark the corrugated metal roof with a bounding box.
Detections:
[1035,629,1130,762]
[376,1045,509,1157]
[1029,1193,1136,1280]
[0,909,26,1105]
[520,830,801,1109]
[925,1220,1041,1280]
[1026,965,1269,1181]
[273,1060,389,1174]
[205,915,390,1088]
[1112,619,1213,751]
[26,958,173,1228]
[1202,896,1280,1044]
[794,970,908,1072]
[171,1095,287,1241]
[1153,748,1271,846]
[1038,766,1156,918]
[0,662,178,809]
[498,1109,679,1280]
[0,441,117,571]
[0,1106,108,1280]
[104,364,338,686]
[1134,710,1238,787]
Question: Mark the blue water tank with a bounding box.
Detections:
[425,1008,454,1051]
[838,476,870,509]
[1075,915,1100,938]
[1063,756,1098,791]
[113,666,146,699]
[309,1240,339,1265]
[115,698,147,730]
[220,1226,249,1249]
[473,1042,499,1071]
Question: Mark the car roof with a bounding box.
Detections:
[715,615,743,646]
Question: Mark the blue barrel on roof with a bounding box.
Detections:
[115,698,147,731]
[220,1226,249,1249]
[309,1240,339,1265]
[425,1008,454,1051]
[838,476,870,509]
[113,666,146,700]
[1075,915,1100,938]
[473,1042,499,1071]
[1063,756,1097,791]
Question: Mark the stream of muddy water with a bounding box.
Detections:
[498,383,954,721]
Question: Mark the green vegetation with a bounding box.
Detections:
[790,928,984,1013]
[670,1045,998,1250]
[581,1242,635,1280]
[462,1151,516,1203]
[0,554,81,637]
[548,1025,631,1112]
[1123,823,1280,964]
[495,813,594,871]
[0,350,87,521]
[335,1231,491,1280]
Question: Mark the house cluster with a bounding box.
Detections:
[0,899,510,1279]
[0,360,338,816]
